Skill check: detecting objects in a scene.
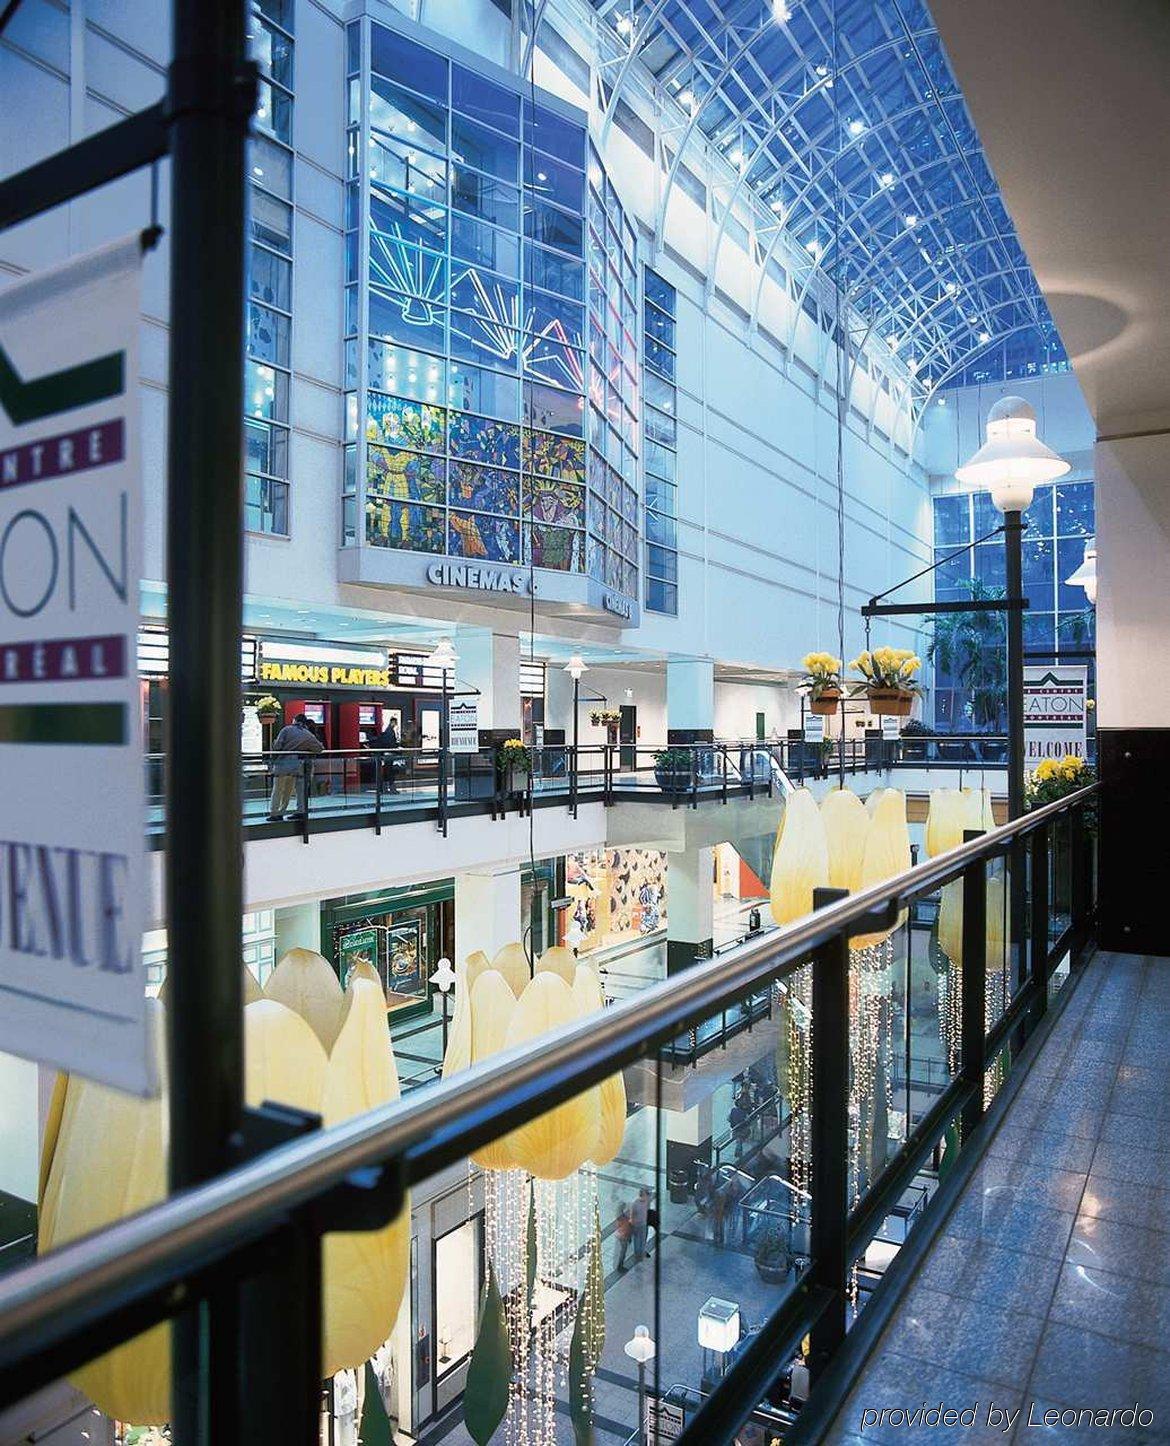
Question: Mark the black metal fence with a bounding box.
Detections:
[0,784,1098,1444]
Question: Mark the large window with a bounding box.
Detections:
[643,269,678,615]
[931,481,1095,729]
[343,21,640,607]
[245,1,294,536]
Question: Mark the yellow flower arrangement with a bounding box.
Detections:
[800,652,843,710]
[850,646,921,688]
[1026,754,1096,813]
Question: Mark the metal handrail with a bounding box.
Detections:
[0,783,1095,1377]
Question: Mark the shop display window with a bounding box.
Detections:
[563,848,667,955]
[433,1215,484,1382]
[448,460,519,514]
[367,498,446,551]
[448,510,521,562]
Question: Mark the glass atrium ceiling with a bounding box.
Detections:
[584,0,1067,400]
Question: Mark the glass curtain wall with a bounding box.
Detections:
[643,268,678,614]
[245,0,294,535]
[342,20,641,606]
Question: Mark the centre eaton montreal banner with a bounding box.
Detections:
[0,237,154,1095]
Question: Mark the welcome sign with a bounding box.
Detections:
[0,237,153,1094]
[1023,664,1088,765]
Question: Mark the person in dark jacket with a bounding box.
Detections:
[369,717,402,793]
[268,713,324,819]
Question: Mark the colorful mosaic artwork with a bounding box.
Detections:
[448,510,520,562]
[448,411,521,469]
[367,445,446,503]
[527,522,583,573]
[365,392,446,454]
[523,429,586,485]
[366,498,446,552]
[526,478,585,528]
[448,462,520,515]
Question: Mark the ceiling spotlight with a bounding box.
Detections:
[616,12,633,34]
[978,329,991,344]
[772,0,792,21]
[903,212,918,228]
[848,119,865,137]
[806,238,822,257]
[770,196,785,213]
[878,171,895,188]
[945,281,958,294]
[678,88,696,111]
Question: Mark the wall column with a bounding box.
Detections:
[1095,432,1170,955]
[454,867,522,965]
[273,900,322,959]
[666,845,715,975]
[458,630,521,736]
[667,657,715,743]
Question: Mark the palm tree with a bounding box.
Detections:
[927,579,1007,731]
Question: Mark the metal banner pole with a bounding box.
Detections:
[163,0,255,1436]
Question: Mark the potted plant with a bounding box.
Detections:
[899,718,931,762]
[800,652,843,716]
[653,747,693,794]
[753,1229,791,1285]
[590,707,622,745]
[850,647,922,717]
[1026,755,1097,913]
[496,738,531,790]
[251,694,281,726]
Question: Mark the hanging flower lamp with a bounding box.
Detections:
[769,787,830,925]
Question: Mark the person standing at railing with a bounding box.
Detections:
[267,713,323,820]
[368,716,402,795]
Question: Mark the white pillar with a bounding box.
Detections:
[1094,432,1170,953]
[454,867,522,965]
[544,662,574,733]
[458,630,521,734]
[273,900,321,959]
[666,845,715,975]
[667,658,714,741]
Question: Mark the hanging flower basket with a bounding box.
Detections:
[800,653,843,717]
[251,694,281,726]
[850,648,922,718]
[866,687,914,717]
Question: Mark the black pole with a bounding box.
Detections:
[1004,509,1025,821]
[163,0,255,1437]
[571,675,579,817]
[959,836,988,1141]
[808,886,850,1379]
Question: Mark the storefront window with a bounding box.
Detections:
[433,1214,483,1381]
[563,848,667,955]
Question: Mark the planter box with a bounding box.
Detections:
[867,688,913,717]
[754,1258,789,1285]
[809,690,841,717]
[655,765,692,793]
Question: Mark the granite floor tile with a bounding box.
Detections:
[1107,1083,1170,1122]
[1047,1259,1170,1345]
[916,1235,1061,1314]
[1027,1321,1170,1421]
[986,1125,1097,1174]
[946,1191,1076,1262]
[1091,1140,1170,1188]
[1097,1111,1164,1147]
[1079,1175,1170,1236]
[838,1349,1024,1446]
[961,1157,1090,1214]
[877,1286,1047,1390]
[1067,1211,1170,1285]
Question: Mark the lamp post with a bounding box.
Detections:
[955,396,1070,820]
[564,654,587,815]
[624,1324,656,1445]
[432,954,456,1057]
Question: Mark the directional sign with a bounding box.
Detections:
[0,237,153,1094]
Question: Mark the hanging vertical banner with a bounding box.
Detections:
[448,697,480,752]
[0,236,153,1095]
[1023,664,1088,765]
[802,712,825,744]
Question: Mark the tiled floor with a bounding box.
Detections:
[828,951,1170,1444]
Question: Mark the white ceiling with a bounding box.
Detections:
[929,0,1170,437]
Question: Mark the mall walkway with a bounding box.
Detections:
[828,950,1170,1444]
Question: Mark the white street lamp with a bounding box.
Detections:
[624,1325,657,1445]
[432,955,456,1055]
[1065,537,1097,605]
[955,394,1069,513]
[955,395,1069,821]
[564,653,588,680]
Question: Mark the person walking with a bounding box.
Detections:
[370,716,402,794]
[268,712,324,819]
[631,1187,650,1262]
[614,1205,633,1272]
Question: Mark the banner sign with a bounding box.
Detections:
[1024,665,1088,766]
[881,715,901,741]
[449,698,480,752]
[0,237,153,1094]
[803,712,825,744]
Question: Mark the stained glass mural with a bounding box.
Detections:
[523,429,586,484]
[525,478,585,528]
[366,392,446,453]
[527,523,583,573]
[366,498,446,551]
[367,445,446,502]
[449,511,520,562]
[448,461,520,515]
[448,411,521,469]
